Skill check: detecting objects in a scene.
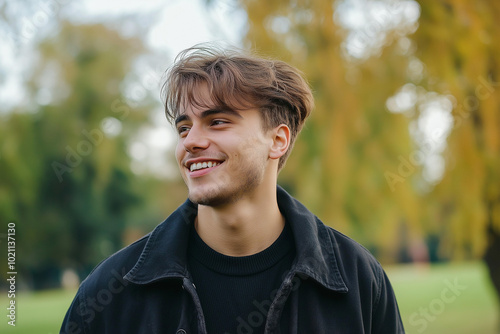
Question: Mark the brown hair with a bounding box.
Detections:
[162,44,314,170]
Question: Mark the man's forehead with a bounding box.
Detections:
[175,98,217,121]
[177,83,215,112]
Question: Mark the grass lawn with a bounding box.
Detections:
[0,261,498,333]
[0,288,76,333]
[387,261,499,334]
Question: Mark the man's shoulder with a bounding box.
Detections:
[320,224,405,333]
[322,223,384,281]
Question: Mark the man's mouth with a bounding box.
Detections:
[189,161,222,172]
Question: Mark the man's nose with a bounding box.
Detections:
[183,125,210,152]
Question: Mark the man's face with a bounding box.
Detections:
[175,87,274,207]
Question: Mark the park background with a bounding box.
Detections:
[0,0,499,333]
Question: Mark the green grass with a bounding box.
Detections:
[0,288,76,334]
[0,262,498,333]
[387,262,499,334]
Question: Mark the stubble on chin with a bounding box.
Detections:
[188,187,230,207]
[187,170,262,207]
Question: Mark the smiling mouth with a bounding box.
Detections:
[189,161,223,172]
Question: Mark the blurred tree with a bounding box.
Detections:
[239,0,426,262]
[413,0,500,320]
[0,21,157,289]
[238,0,500,320]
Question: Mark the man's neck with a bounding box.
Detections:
[194,186,284,257]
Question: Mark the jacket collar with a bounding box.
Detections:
[124,186,348,293]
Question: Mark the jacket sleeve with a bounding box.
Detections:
[372,267,405,333]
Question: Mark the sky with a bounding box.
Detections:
[0,0,247,179]
[78,0,246,54]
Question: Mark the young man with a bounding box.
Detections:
[61,46,404,333]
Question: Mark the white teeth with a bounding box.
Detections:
[189,161,221,172]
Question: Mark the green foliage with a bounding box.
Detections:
[0,21,156,287]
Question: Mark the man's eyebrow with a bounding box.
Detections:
[200,108,243,119]
[175,108,243,125]
[175,114,190,126]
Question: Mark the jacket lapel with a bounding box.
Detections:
[124,199,198,284]
[277,186,348,293]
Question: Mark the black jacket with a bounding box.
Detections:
[61,186,405,333]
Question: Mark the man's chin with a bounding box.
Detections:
[188,188,239,207]
[188,189,217,206]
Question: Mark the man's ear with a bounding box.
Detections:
[269,124,290,160]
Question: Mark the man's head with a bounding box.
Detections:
[162,45,314,171]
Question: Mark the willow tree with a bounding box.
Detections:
[237,0,500,316]
[413,0,500,315]
[240,0,425,262]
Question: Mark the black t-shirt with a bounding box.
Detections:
[187,222,295,334]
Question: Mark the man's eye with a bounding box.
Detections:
[212,120,227,126]
[177,126,190,135]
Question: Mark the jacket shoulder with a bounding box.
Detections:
[325,224,385,285]
[323,225,405,333]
